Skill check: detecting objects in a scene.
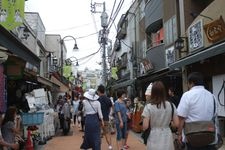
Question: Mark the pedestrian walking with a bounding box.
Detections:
[55,95,64,129]
[114,89,127,150]
[61,95,72,135]
[141,81,179,150]
[97,85,113,150]
[177,72,218,150]
[124,98,132,149]
[77,96,85,132]
[72,95,80,126]
[80,89,104,150]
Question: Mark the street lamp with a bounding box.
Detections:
[60,35,79,80]
[174,37,188,53]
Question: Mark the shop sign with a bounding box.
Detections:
[140,59,154,74]
[165,46,175,66]
[204,16,225,43]
[188,19,204,51]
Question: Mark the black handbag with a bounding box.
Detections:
[141,126,151,145]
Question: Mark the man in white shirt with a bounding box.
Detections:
[177,72,217,150]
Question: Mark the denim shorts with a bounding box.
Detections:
[115,121,127,140]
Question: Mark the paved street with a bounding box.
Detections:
[40,124,225,150]
[43,125,145,150]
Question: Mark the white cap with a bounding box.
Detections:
[145,83,153,96]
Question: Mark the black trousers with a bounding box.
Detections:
[74,114,77,124]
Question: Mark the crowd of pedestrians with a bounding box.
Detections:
[52,71,222,150]
[141,72,221,150]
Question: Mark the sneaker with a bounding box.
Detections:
[108,145,113,149]
[123,144,129,149]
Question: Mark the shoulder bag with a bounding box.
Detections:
[88,100,101,121]
[184,96,216,147]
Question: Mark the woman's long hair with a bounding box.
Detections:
[150,81,166,108]
[2,106,17,126]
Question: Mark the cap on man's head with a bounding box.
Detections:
[145,83,153,96]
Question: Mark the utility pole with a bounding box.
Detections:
[91,1,108,86]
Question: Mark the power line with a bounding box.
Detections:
[107,0,117,28]
[63,32,98,41]
[107,0,125,31]
[46,20,100,32]
[77,46,102,61]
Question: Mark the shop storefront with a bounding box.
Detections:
[0,25,41,111]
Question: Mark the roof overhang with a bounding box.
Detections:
[111,79,135,90]
[0,25,41,68]
[169,41,225,69]
[37,76,60,88]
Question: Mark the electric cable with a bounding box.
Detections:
[76,46,102,61]
[107,0,124,31]
[107,0,117,28]
[46,20,100,32]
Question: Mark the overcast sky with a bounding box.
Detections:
[25,0,133,70]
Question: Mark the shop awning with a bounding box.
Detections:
[0,25,40,68]
[37,76,60,88]
[169,41,225,69]
[111,79,135,90]
[136,68,171,84]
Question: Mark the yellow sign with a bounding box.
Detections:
[0,0,25,30]
[63,65,72,78]
[111,67,118,80]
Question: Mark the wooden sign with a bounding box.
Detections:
[204,16,225,43]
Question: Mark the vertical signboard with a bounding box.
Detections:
[188,19,204,51]
[165,46,175,66]
[0,0,25,30]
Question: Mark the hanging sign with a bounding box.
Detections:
[204,16,225,43]
[0,0,25,30]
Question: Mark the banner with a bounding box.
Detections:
[0,0,25,30]
[111,67,118,80]
[63,65,72,78]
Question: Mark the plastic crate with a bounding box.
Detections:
[21,112,44,126]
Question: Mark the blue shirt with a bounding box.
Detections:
[114,100,127,124]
